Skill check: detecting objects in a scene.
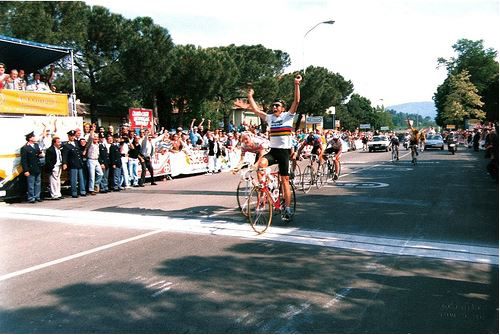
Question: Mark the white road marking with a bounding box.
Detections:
[0,228,164,282]
[1,207,498,272]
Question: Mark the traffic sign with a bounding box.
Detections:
[306,116,323,124]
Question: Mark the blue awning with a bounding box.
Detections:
[0,35,72,74]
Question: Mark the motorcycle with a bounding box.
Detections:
[448,140,457,155]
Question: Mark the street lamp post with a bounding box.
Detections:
[302,20,335,75]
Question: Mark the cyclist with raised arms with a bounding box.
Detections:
[247,75,302,222]
[324,132,343,180]
[407,118,421,160]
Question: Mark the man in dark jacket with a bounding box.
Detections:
[473,129,481,152]
[20,131,43,203]
[109,134,123,191]
[44,136,63,200]
[139,129,157,186]
[98,134,112,193]
[62,130,86,198]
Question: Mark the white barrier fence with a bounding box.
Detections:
[141,148,242,178]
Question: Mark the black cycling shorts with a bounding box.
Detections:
[263,148,291,177]
[324,147,340,155]
[310,144,322,156]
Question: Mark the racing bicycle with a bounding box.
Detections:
[247,167,296,234]
[410,144,418,165]
[391,144,399,162]
[301,154,324,193]
[236,165,257,217]
[324,153,342,182]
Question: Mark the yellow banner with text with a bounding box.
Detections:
[0,89,69,116]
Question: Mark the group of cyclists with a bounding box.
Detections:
[232,75,343,222]
[229,74,426,227]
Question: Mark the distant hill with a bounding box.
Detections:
[386,102,437,119]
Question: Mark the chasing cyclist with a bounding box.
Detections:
[324,132,343,180]
[390,133,400,160]
[296,131,324,165]
[232,131,269,172]
[247,75,302,221]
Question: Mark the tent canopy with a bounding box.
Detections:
[0,35,72,74]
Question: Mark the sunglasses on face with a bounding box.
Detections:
[272,103,282,108]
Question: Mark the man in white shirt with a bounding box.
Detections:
[45,137,63,200]
[86,133,104,195]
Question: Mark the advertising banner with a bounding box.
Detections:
[0,116,83,189]
[0,90,69,116]
[129,108,153,130]
[138,148,241,178]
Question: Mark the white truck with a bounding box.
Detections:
[0,35,82,200]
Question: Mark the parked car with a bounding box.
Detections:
[368,135,390,152]
[424,135,444,150]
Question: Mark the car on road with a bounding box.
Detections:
[425,134,444,150]
[368,135,390,152]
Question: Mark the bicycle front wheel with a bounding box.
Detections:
[301,165,313,193]
[291,163,302,189]
[236,179,253,217]
[247,187,273,234]
[317,163,328,188]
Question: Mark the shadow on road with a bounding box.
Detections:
[1,241,497,333]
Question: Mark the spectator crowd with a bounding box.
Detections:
[0,62,57,92]
[18,114,498,203]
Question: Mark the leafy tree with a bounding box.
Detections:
[339,94,373,131]
[441,70,485,125]
[436,39,498,123]
[119,16,174,116]
[161,45,238,128]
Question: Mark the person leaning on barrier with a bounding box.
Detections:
[44,136,63,200]
[3,69,25,90]
[0,63,9,89]
[26,66,53,92]
[21,131,43,203]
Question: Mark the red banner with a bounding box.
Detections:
[129,108,153,130]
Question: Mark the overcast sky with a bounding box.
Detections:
[86,0,499,107]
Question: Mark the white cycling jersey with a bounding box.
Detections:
[267,112,294,149]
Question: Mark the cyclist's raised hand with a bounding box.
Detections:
[294,74,302,85]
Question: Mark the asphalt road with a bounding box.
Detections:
[0,145,498,333]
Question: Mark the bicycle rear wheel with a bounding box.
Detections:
[236,179,253,217]
[301,165,313,193]
[247,187,273,234]
[279,182,297,218]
